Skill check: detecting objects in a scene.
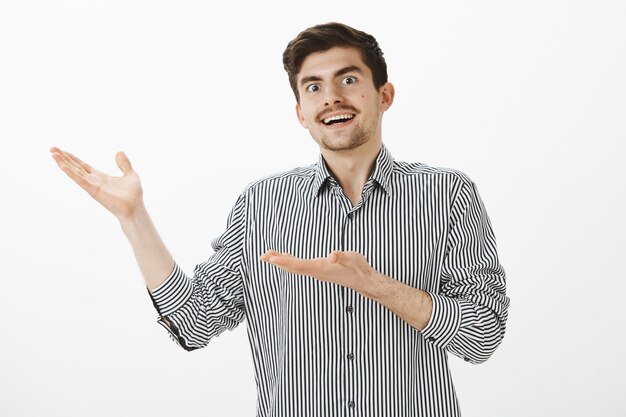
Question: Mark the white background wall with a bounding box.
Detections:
[1,1,624,416]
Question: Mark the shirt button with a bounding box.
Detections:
[347,353,354,360]
[348,401,355,408]
[347,213,353,219]
[346,305,353,313]
[427,336,436,342]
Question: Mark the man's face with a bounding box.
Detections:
[295,47,394,152]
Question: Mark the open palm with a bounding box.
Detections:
[50,147,143,219]
[260,250,376,291]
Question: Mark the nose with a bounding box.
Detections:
[323,84,343,106]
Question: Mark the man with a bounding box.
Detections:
[51,22,509,417]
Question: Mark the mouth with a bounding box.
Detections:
[320,113,356,127]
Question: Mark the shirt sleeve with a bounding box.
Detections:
[421,178,510,364]
[148,192,248,351]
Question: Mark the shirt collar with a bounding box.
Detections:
[312,143,394,197]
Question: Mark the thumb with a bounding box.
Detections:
[328,251,343,264]
[115,151,133,174]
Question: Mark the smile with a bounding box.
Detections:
[321,113,355,126]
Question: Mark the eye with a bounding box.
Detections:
[341,76,357,85]
[306,84,320,93]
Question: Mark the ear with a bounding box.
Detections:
[379,82,395,112]
[295,102,308,129]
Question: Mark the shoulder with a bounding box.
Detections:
[393,159,475,188]
[241,164,317,194]
[390,160,484,211]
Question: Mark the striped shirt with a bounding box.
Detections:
[150,144,509,417]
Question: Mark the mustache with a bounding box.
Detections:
[317,105,359,120]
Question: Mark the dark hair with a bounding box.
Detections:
[282,22,388,102]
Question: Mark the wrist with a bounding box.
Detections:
[118,201,150,234]
[360,269,391,300]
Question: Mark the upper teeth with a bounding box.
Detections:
[323,114,354,124]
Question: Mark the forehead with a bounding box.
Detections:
[297,46,371,82]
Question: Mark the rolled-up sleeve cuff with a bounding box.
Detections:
[148,264,193,316]
[421,293,462,348]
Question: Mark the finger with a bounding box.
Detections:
[53,155,98,194]
[266,255,298,270]
[260,250,281,262]
[64,150,95,174]
[270,256,321,276]
[50,148,100,193]
[115,151,133,174]
[51,147,88,176]
[51,151,83,177]
[260,250,298,261]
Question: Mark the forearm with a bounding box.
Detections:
[363,272,507,363]
[361,271,433,331]
[119,203,175,291]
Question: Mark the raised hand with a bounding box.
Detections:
[50,147,144,219]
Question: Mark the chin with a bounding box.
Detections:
[320,139,367,152]
[319,131,369,152]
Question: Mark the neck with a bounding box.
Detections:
[321,139,382,206]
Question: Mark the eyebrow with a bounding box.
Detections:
[299,65,363,87]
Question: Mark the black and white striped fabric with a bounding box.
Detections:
[150,144,509,417]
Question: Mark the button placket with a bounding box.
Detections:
[343,209,357,415]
